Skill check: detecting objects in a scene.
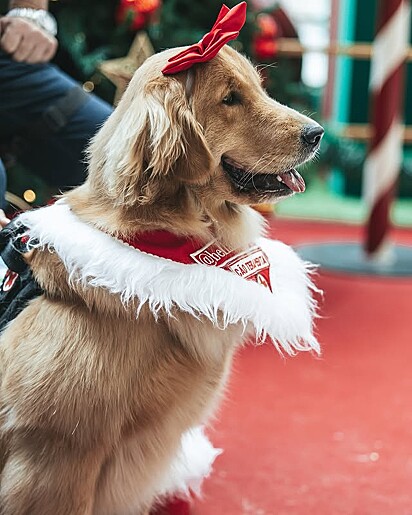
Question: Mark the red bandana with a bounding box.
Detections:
[161,2,247,75]
[122,230,272,292]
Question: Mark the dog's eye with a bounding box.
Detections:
[222,92,241,106]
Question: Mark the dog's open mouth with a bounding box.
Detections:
[222,156,306,196]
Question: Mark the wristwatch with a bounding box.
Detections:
[6,8,58,37]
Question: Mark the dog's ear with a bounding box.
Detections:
[146,77,213,186]
[88,75,213,207]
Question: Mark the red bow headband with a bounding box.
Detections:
[162,2,247,75]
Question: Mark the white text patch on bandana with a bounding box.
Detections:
[190,241,272,292]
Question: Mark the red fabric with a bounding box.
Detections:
[151,496,191,515]
[161,2,247,75]
[122,230,204,264]
[120,230,272,290]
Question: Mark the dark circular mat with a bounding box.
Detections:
[297,242,412,277]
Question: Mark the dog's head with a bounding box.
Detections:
[88,45,323,209]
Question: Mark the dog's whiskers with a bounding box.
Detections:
[238,170,254,187]
[256,63,278,72]
[248,153,272,175]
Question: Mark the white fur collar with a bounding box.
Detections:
[17,202,320,356]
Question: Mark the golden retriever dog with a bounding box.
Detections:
[0,39,323,515]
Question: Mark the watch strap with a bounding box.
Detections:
[6,8,57,36]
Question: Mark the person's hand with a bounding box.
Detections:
[0,16,57,64]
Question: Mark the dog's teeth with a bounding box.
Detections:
[276,176,283,183]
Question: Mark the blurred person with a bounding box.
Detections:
[0,0,112,210]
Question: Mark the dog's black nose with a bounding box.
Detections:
[301,125,324,147]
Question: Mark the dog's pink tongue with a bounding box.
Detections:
[278,169,306,193]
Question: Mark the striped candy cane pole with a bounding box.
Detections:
[363,0,411,257]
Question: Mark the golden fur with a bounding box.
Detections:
[0,45,321,514]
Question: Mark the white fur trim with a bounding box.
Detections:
[17,202,320,355]
[155,427,221,499]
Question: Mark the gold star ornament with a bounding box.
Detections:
[99,32,155,105]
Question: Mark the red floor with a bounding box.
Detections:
[191,219,412,515]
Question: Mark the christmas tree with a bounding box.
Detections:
[0,0,317,208]
[50,0,311,108]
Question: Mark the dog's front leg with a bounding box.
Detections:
[0,430,105,515]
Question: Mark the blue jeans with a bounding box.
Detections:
[0,53,113,206]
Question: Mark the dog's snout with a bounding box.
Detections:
[301,124,324,148]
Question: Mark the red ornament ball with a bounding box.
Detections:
[254,38,278,60]
[253,13,279,60]
[116,0,161,31]
[256,13,278,38]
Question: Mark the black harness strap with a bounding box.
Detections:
[0,221,43,331]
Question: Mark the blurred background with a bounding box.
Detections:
[0,0,411,228]
[1,1,412,513]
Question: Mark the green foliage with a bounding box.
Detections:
[49,0,133,95]
[0,0,313,108]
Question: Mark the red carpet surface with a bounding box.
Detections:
[190,219,412,515]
